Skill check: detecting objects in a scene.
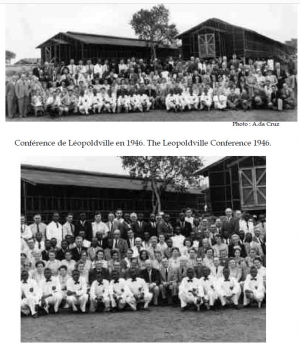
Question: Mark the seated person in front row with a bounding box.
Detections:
[243,266,265,308]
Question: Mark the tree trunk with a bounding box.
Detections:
[152,179,161,214]
[151,44,157,61]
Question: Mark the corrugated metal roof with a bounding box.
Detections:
[36,32,177,49]
[21,165,200,194]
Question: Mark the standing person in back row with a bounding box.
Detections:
[15,74,30,118]
[46,213,63,247]
[74,212,93,241]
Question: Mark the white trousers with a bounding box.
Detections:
[43,293,63,312]
[21,295,39,315]
[217,290,241,306]
[243,290,265,305]
[110,294,136,310]
[178,290,201,307]
[66,294,88,312]
[89,296,111,312]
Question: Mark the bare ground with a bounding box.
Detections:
[7,108,296,122]
[21,306,266,342]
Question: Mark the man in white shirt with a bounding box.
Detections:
[199,266,218,309]
[132,237,143,257]
[21,215,33,240]
[66,269,88,313]
[216,267,241,309]
[39,268,63,313]
[254,257,266,288]
[185,208,194,225]
[89,271,111,312]
[21,270,41,318]
[127,228,135,249]
[109,270,136,311]
[62,213,75,239]
[92,212,109,238]
[94,59,103,79]
[210,257,224,279]
[46,213,63,247]
[243,266,265,308]
[106,212,115,235]
[178,268,205,311]
[68,59,77,77]
[126,268,153,310]
[30,214,47,239]
[234,210,248,233]
[171,226,185,251]
[61,251,76,275]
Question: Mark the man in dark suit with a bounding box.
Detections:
[70,236,87,261]
[108,229,128,259]
[74,212,93,241]
[176,213,192,237]
[221,208,238,237]
[228,234,247,258]
[56,240,69,261]
[134,213,147,239]
[89,261,110,285]
[6,75,17,118]
[146,213,158,237]
[140,260,161,306]
[273,62,287,89]
[126,228,136,249]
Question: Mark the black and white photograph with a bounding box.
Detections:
[6,3,297,122]
[20,156,266,342]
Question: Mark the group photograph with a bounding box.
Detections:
[6,3,297,122]
[20,156,266,342]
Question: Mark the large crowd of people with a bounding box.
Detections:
[7,55,297,118]
[21,208,266,318]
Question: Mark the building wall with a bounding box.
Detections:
[206,156,266,215]
[21,182,204,224]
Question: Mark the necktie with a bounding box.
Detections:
[22,281,27,284]
[56,222,59,228]
[165,269,168,281]
[74,281,79,285]
[216,267,218,274]
[98,282,103,286]
[251,277,257,281]
[149,270,152,283]
[37,223,40,233]
[224,278,230,282]
[204,277,209,281]
[38,242,41,249]
[46,279,52,282]
[188,279,193,283]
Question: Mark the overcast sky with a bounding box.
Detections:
[6,3,297,61]
[21,156,222,174]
